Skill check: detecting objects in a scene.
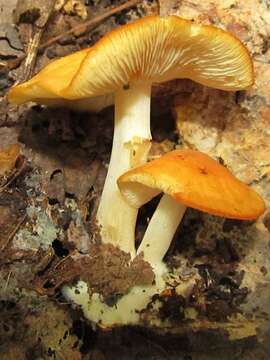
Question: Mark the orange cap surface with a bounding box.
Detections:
[9,16,253,106]
[118,150,265,220]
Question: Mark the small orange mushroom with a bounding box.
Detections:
[118,149,265,265]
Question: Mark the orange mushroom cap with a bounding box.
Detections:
[9,16,253,106]
[118,150,266,220]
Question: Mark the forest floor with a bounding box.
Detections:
[0,0,270,359]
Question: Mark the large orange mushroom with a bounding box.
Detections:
[8,16,254,256]
[63,149,265,326]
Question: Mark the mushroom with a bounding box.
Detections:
[118,149,266,267]
[8,16,254,256]
[63,149,265,326]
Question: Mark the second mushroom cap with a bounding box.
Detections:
[118,149,265,220]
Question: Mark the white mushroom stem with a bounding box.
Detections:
[96,83,152,256]
[138,194,187,267]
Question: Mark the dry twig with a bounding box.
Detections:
[18,0,57,81]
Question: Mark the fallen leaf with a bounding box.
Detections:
[0,144,21,176]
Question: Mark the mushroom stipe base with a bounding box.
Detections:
[62,246,199,327]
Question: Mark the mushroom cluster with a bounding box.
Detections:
[9,15,254,256]
[8,15,265,326]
